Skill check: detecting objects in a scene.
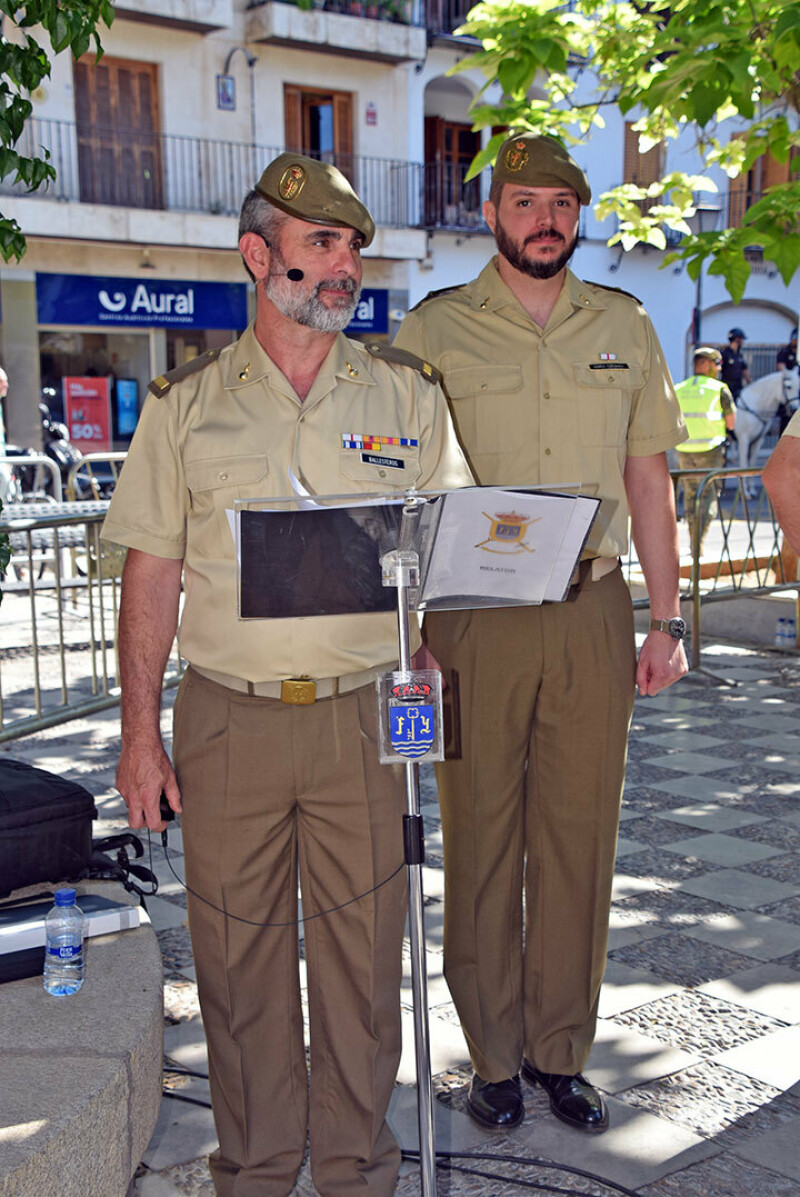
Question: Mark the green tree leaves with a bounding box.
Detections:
[0,0,114,263]
[453,0,800,301]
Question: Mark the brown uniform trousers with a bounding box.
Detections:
[172,667,406,1196]
[424,566,637,1081]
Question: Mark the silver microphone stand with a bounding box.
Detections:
[381,497,437,1197]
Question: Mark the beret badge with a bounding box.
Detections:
[505,142,529,172]
[278,164,307,202]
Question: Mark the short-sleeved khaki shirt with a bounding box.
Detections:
[784,408,800,438]
[394,259,687,558]
[101,325,472,681]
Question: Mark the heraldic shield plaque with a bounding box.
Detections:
[377,670,444,765]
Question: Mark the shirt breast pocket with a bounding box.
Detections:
[185,454,269,557]
[339,446,421,490]
[444,364,524,455]
[572,363,643,447]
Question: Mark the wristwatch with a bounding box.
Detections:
[650,617,687,641]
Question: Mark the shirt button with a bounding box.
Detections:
[219,472,229,481]
[481,381,488,390]
[379,469,387,478]
[543,392,550,400]
[544,448,551,456]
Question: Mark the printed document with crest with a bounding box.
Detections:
[418,486,599,609]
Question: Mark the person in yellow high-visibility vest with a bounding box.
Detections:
[675,347,736,556]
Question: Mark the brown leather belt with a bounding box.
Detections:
[569,556,620,587]
[191,664,384,704]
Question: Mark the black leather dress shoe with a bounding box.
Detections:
[467,1073,524,1129]
[521,1060,608,1133]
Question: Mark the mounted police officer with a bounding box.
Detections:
[720,327,752,401]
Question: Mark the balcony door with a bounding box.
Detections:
[284,85,353,180]
[424,117,481,228]
[75,56,163,209]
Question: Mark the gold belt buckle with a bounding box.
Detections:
[280,677,317,705]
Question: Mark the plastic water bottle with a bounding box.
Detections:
[43,888,86,996]
[775,618,788,648]
[785,617,797,649]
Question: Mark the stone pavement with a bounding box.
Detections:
[2,637,800,1196]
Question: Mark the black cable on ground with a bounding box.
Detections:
[402,1149,641,1197]
[158,1079,640,1197]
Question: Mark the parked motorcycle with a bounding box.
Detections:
[4,402,99,500]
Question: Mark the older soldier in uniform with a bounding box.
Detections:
[395,132,688,1134]
[764,406,800,554]
[674,347,736,557]
[102,154,471,1197]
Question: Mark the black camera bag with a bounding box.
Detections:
[0,757,97,898]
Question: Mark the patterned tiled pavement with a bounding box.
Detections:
[3,638,800,1196]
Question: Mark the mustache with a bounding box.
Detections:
[313,278,358,295]
[524,229,565,245]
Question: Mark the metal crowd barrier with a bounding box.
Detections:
[0,466,797,740]
[67,452,128,501]
[0,454,63,502]
[625,464,799,668]
[0,501,183,741]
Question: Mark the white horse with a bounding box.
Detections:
[734,368,800,496]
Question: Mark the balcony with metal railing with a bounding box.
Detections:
[0,118,495,236]
[424,0,475,37]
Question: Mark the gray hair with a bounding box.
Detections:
[238,189,288,282]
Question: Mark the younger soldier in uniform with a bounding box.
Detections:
[675,347,736,557]
[395,132,687,1135]
[102,154,471,1196]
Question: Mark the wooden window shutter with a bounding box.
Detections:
[623,122,663,188]
[284,85,302,152]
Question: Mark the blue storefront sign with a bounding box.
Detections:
[36,273,248,330]
[346,288,389,335]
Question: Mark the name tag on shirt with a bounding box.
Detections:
[590,362,630,371]
[361,452,405,470]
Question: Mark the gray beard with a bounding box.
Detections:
[494,218,578,280]
[265,264,360,333]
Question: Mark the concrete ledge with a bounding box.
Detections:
[0,881,163,1197]
[247,3,427,63]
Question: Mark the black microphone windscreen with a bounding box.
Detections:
[287,268,304,282]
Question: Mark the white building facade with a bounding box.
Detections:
[1,0,797,447]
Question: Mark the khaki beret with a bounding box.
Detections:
[492,132,591,206]
[694,346,722,364]
[255,153,375,247]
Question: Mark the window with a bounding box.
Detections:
[728,146,799,228]
[423,117,481,229]
[74,57,163,209]
[623,122,665,214]
[284,85,353,179]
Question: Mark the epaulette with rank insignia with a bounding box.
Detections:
[409,284,464,313]
[583,281,643,305]
[148,347,222,398]
[365,342,442,385]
